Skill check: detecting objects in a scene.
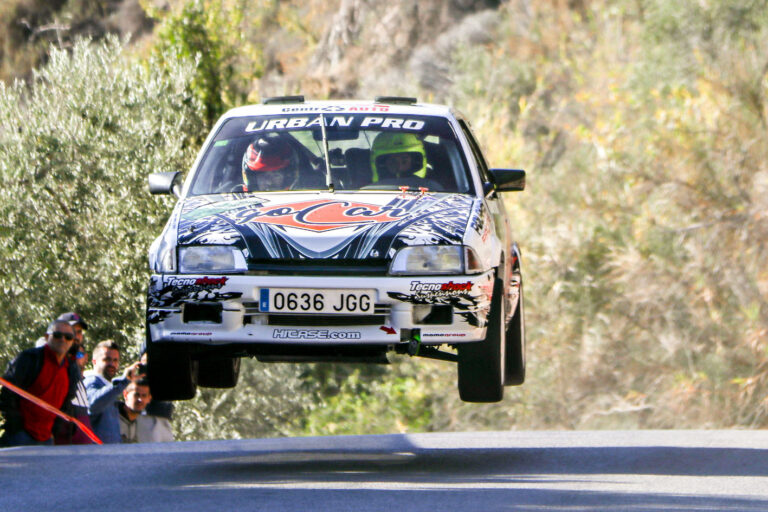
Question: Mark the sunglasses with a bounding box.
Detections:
[51,331,75,341]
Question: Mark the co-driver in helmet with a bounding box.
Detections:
[241,136,300,191]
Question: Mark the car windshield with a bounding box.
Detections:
[188,113,474,195]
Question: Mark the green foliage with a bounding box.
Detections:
[150,0,263,127]
[298,359,436,436]
[3,0,768,440]
[173,360,314,440]
[449,0,768,429]
[0,36,205,367]
[174,0,768,436]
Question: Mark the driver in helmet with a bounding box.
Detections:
[242,136,300,191]
[369,132,428,182]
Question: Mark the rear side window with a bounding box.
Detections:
[458,119,490,183]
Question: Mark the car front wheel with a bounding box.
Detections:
[147,339,198,401]
[457,277,505,402]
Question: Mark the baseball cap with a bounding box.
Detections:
[57,312,89,330]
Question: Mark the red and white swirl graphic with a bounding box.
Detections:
[232,199,409,232]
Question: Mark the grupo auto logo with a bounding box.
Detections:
[272,329,361,340]
[233,199,414,232]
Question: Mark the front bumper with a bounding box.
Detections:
[147,271,495,345]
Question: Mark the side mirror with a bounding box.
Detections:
[148,172,182,197]
[488,168,525,192]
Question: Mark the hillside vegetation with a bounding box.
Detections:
[0,0,766,439]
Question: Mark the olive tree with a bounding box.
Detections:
[0,37,204,363]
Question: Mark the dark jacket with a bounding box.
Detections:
[0,346,80,445]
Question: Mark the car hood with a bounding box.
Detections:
[176,192,480,261]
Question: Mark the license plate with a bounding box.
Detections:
[259,288,376,315]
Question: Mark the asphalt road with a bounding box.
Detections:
[2,430,768,511]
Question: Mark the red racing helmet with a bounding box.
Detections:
[241,137,297,190]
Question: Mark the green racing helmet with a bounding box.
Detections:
[370,132,427,181]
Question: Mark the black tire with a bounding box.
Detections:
[504,276,526,386]
[457,278,505,402]
[147,340,198,401]
[197,356,241,388]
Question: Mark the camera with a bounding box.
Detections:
[137,363,148,375]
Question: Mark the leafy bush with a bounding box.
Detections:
[0,36,204,366]
[3,0,767,440]
[150,0,263,128]
[0,36,334,442]
[447,0,768,429]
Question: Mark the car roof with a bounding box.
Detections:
[221,99,458,120]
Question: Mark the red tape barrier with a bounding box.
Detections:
[0,376,102,445]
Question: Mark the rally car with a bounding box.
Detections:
[146,96,526,402]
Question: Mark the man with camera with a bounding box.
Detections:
[83,340,143,444]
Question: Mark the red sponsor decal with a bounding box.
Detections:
[441,281,472,291]
[350,105,390,112]
[195,276,228,286]
[234,199,410,232]
[410,281,472,292]
[167,276,228,288]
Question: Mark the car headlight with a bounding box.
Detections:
[389,246,463,275]
[178,246,247,274]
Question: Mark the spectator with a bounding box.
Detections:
[57,312,89,372]
[54,312,93,445]
[84,340,141,444]
[118,379,150,443]
[0,320,79,446]
[119,378,174,443]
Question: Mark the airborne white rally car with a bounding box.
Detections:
[146,96,526,402]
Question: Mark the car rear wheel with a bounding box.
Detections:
[457,278,505,402]
[197,356,241,388]
[504,276,526,385]
[147,339,198,401]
